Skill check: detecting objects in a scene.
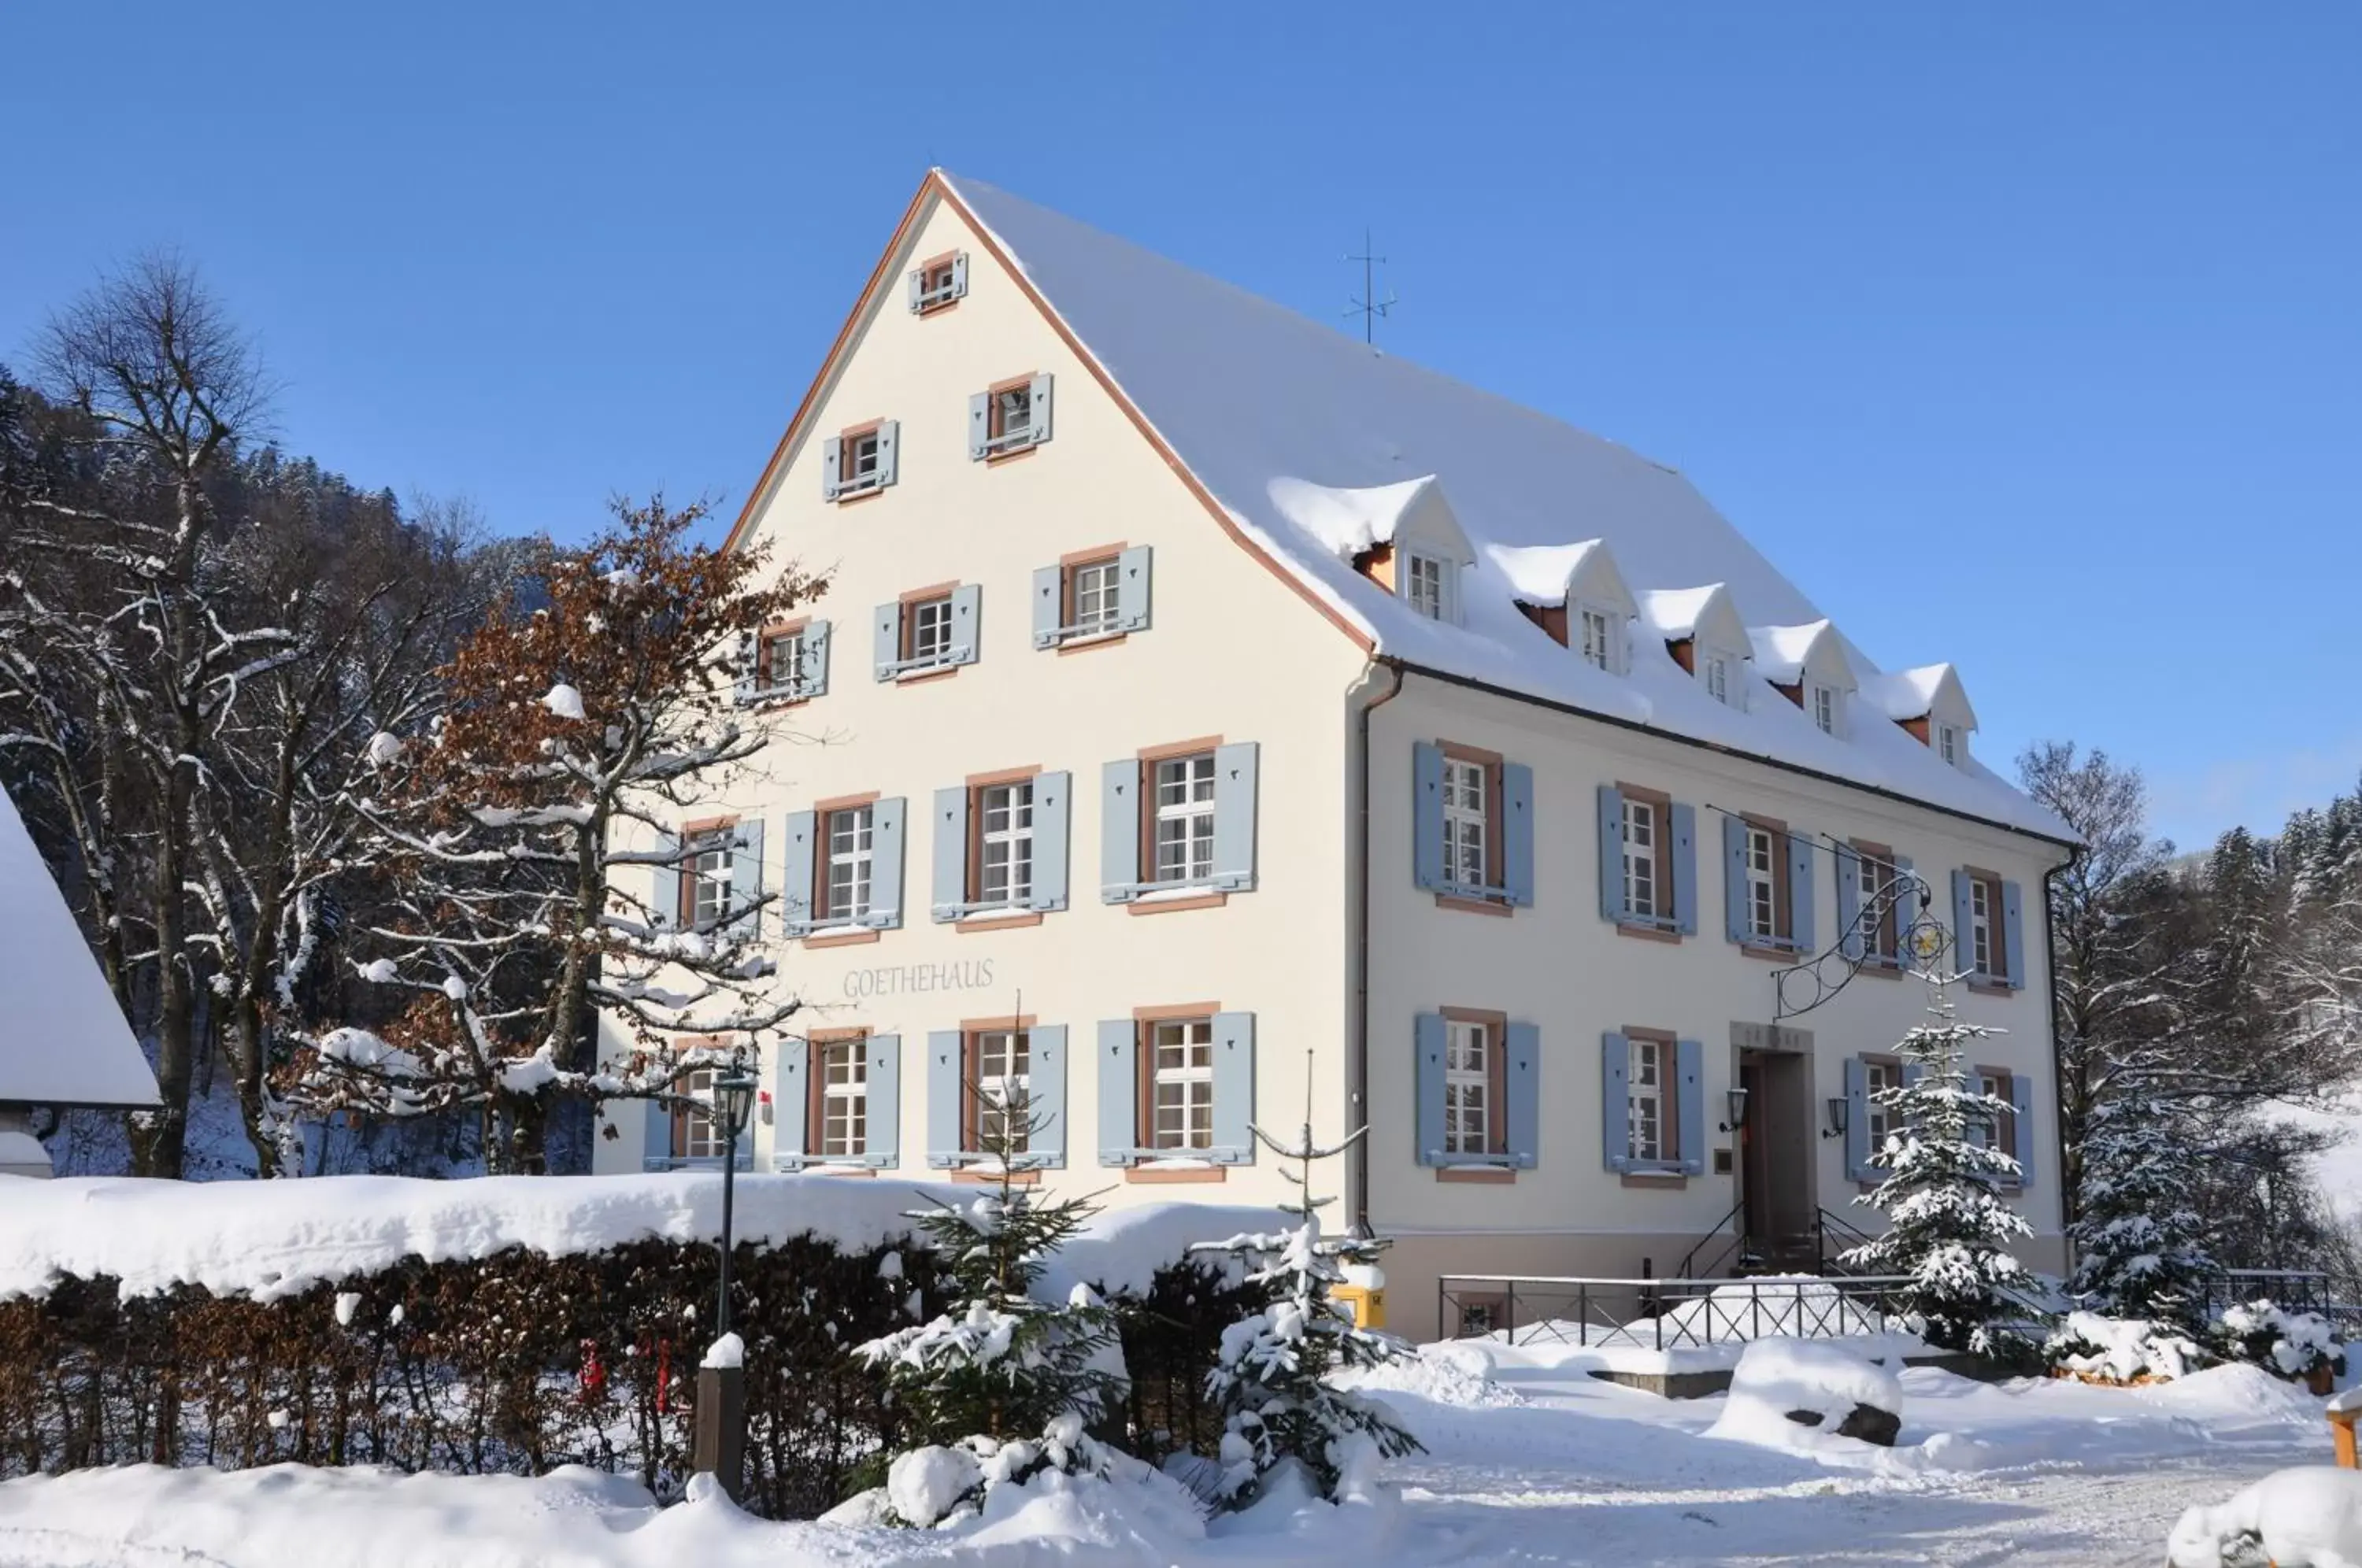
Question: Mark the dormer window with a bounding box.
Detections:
[1810,683,1841,737]
[1703,653,1731,706]
[1938,723,1962,767]
[1404,550,1454,621]
[1579,607,1616,671]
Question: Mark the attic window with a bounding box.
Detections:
[970,374,1053,460]
[1702,653,1732,707]
[1403,551,1454,622]
[1578,608,1616,672]
[1810,683,1842,737]
[909,251,967,314]
[1938,723,1962,767]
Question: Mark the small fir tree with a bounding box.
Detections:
[1187,1053,1420,1507]
[2068,1091,2217,1329]
[853,1082,1123,1524]
[1844,975,2036,1354]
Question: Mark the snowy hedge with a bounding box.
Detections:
[0,1175,1280,1517]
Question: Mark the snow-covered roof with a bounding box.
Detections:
[1747,621,1856,691]
[1638,584,1748,653]
[1267,473,1471,564]
[1487,538,1637,620]
[0,789,160,1108]
[915,176,2070,841]
[1862,663,1979,730]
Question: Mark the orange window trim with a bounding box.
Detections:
[1742,813,1792,943]
[1624,1025,1679,1160]
[1440,1005,1509,1154]
[805,1030,868,1158]
[1617,782,1675,920]
[719,173,1375,663]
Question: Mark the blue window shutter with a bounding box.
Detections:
[968,393,990,460]
[1027,373,1053,444]
[1787,833,1815,952]
[1506,1021,1540,1169]
[821,436,842,501]
[1952,870,1977,975]
[1096,1019,1138,1166]
[775,1044,809,1170]
[950,253,968,298]
[1209,1011,1255,1163]
[729,819,765,941]
[925,1030,963,1167]
[1843,1057,1871,1182]
[1100,760,1140,902]
[1030,771,1072,912]
[1722,815,1749,945]
[1413,742,1446,893]
[907,268,924,312]
[864,1034,900,1167]
[948,583,982,667]
[1031,565,1062,649]
[779,812,816,937]
[2009,1072,2036,1187]
[2001,879,2026,989]
[1601,1032,1631,1172]
[732,631,756,706]
[1595,786,1624,921]
[876,420,899,488]
[650,831,681,933]
[1115,545,1152,633]
[642,1098,674,1171]
[1211,741,1259,892]
[1414,1012,1446,1167]
[1502,762,1535,908]
[1672,802,1699,936]
[1834,843,1864,961]
[1676,1038,1705,1176]
[930,786,969,922]
[872,602,900,681]
[1031,1024,1068,1168]
[805,619,831,697]
[864,798,906,929]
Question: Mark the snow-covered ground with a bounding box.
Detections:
[0,1338,2338,1566]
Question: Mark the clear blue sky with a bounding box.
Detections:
[4,2,2354,852]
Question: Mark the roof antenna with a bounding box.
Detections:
[1344,227,1396,346]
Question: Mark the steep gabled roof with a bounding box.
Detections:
[729,170,2068,843]
[1864,663,1979,730]
[1272,474,1472,566]
[0,790,160,1109]
[1488,539,1636,619]
[1749,620,1857,692]
[1638,583,1749,653]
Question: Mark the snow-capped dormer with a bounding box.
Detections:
[1863,663,1979,767]
[1749,620,1857,738]
[1638,583,1750,709]
[1270,474,1476,625]
[1486,538,1637,673]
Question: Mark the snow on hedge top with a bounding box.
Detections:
[0,1174,1275,1304]
[0,787,160,1109]
[944,173,2068,842]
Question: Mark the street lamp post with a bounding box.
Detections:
[694,1052,759,1503]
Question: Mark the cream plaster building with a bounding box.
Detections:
[592,172,2076,1340]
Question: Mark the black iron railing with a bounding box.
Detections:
[1438,1272,1916,1351]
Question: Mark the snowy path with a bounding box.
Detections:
[0,1353,2335,1566]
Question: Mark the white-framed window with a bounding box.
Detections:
[1443,1019,1490,1156]
[974,1029,1030,1153]
[1069,557,1120,637]
[1152,753,1217,884]
[991,382,1034,447]
[1579,607,1616,671]
[913,251,964,313]
[1150,1018,1214,1151]
[1746,826,1779,941]
[1404,551,1450,621]
[1968,1067,2009,1150]
[1627,1035,1668,1163]
[1864,1057,1901,1148]
[1938,724,1961,767]
[1857,849,1898,963]
[1811,683,1838,735]
[1970,874,1995,977]
[820,1040,868,1157]
[1442,757,1489,891]
[824,805,874,922]
[675,1068,726,1160]
[1621,798,1660,919]
[762,627,807,695]
[686,830,731,926]
[841,427,883,494]
[1704,653,1731,706]
[908,595,954,666]
[978,781,1035,908]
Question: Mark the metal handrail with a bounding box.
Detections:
[1674,1200,1747,1281]
[1436,1271,1916,1350]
